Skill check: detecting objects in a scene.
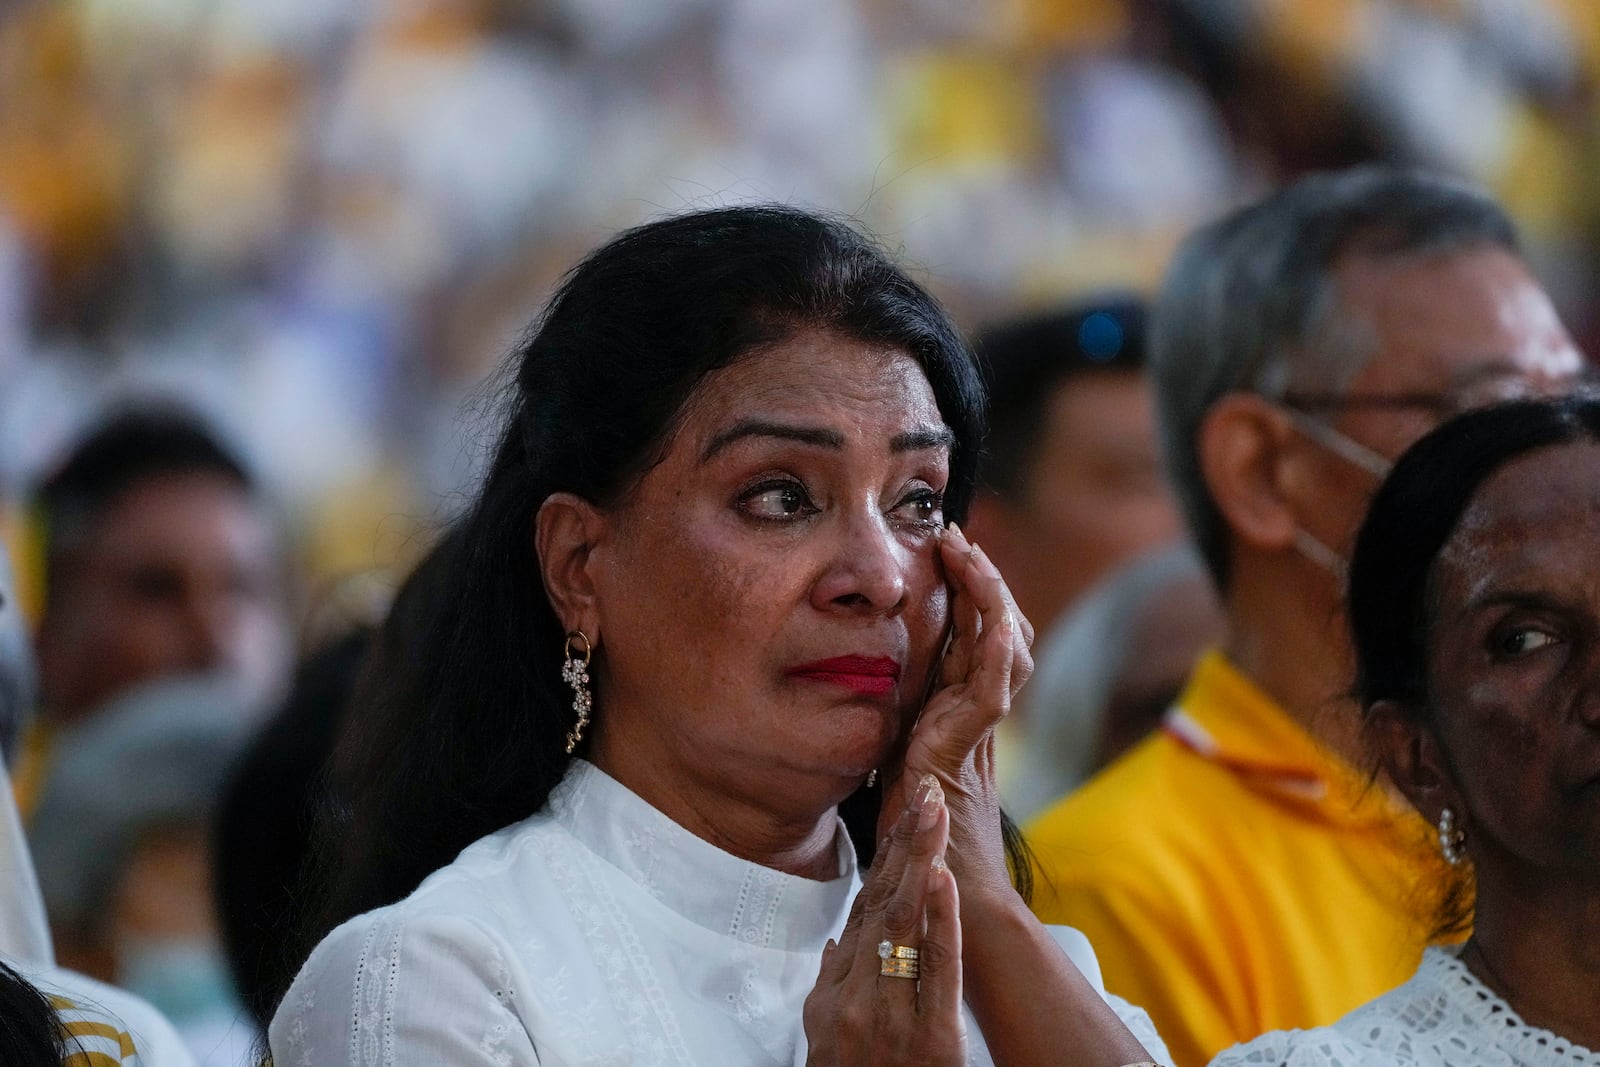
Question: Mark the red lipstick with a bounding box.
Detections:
[787,655,902,696]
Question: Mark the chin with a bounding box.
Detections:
[801,715,901,779]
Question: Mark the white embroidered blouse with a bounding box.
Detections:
[1210,947,1597,1067]
[270,760,1167,1066]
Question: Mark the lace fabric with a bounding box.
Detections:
[1211,948,1596,1067]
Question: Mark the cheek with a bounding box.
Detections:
[605,521,801,686]
[904,556,950,677]
[1441,695,1562,828]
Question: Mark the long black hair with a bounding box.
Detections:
[1348,394,1600,935]
[315,206,1004,938]
[0,961,75,1065]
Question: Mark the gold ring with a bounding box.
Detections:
[879,956,920,979]
[877,940,920,978]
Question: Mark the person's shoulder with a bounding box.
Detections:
[1209,1017,1401,1067]
[1024,726,1283,933]
[27,966,194,1066]
[287,813,565,992]
[1025,728,1200,856]
[1208,1027,1312,1065]
[361,808,563,924]
[271,901,525,1060]
[47,990,142,1066]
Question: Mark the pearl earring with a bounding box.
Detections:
[1438,806,1467,866]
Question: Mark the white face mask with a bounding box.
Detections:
[1282,409,1394,480]
[1292,527,1349,583]
[116,935,243,1026]
[1281,410,1393,584]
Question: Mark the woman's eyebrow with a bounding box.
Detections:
[701,420,845,462]
[892,425,955,453]
[1452,587,1566,622]
[699,420,954,463]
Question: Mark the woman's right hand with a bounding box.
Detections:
[803,775,965,1066]
[878,521,1033,905]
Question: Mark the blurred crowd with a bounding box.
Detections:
[4,0,1600,585]
[3,0,1600,1064]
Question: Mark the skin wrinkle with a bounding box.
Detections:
[1312,247,1583,552]
[1425,443,1600,870]
[1233,243,1586,766]
[583,329,953,880]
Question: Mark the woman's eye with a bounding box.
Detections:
[1496,627,1557,656]
[891,488,944,526]
[740,481,815,521]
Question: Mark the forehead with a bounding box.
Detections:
[673,329,942,444]
[1336,243,1581,392]
[82,474,270,557]
[1435,442,1600,601]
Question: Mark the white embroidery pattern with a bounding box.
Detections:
[519,933,612,1064]
[347,917,403,1067]
[476,940,519,1067]
[536,814,695,1065]
[1213,948,1597,1067]
[279,980,318,1067]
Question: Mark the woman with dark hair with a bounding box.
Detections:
[1213,395,1600,1066]
[270,206,1168,1065]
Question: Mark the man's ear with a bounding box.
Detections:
[1368,698,1462,824]
[1196,393,1301,554]
[534,493,610,641]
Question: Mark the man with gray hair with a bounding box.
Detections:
[1027,166,1587,1067]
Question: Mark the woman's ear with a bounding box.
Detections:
[1368,698,1462,823]
[534,493,610,640]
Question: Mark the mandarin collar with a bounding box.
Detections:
[548,760,858,953]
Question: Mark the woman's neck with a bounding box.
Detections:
[1465,874,1600,1050]
[588,734,847,881]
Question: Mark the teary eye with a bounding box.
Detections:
[890,487,944,526]
[739,480,816,521]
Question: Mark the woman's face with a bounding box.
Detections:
[1422,440,1600,876]
[585,330,953,807]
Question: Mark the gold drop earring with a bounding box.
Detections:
[562,630,593,754]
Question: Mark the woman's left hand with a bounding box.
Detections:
[804,775,966,1066]
[878,521,1033,902]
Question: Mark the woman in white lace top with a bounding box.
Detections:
[1213,396,1600,1067]
[268,206,1168,1066]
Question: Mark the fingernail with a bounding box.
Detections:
[914,775,943,829]
[823,938,836,956]
[930,854,947,875]
[947,521,963,541]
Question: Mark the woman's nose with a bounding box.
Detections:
[811,511,909,614]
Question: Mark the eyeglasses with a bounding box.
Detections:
[1281,371,1600,423]
[1278,406,1393,478]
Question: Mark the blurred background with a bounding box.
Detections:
[3,0,1600,608]
[3,2,1600,1062]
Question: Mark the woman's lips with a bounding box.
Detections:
[787,655,902,696]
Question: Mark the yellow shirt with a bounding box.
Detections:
[1026,651,1443,1067]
